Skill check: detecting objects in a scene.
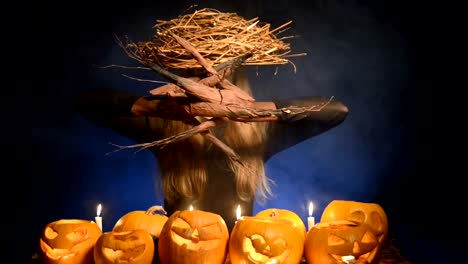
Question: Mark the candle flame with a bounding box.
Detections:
[236,204,241,220]
[308,201,314,217]
[97,204,102,216]
[189,205,194,211]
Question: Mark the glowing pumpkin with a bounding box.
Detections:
[304,220,381,264]
[321,200,388,250]
[158,209,229,264]
[113,205,168,238]
[38,219,102,264]
[229,216,304,264]
[93,229,155,264]
[255,208,307,240]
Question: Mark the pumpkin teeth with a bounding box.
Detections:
[40,239,77,259]
[46,249,76,260]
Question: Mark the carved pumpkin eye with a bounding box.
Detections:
[369,211,385,233]
[361,231,376,244]
[328,234,347,246]
[198,222,224,240]
[66,228,88,243]
[170,218,191,238]
[349,210,365,224]
[350,209,385,235]
[44,227,58,240]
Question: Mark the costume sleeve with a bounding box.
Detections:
[76,88,162,143]
[264,96,348,159]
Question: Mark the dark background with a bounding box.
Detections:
[13,0,462,263]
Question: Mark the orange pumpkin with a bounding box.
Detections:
[93,229,155,264]
[304,220,382,264]
[38,219,102,264]
[229,216,304,264]
[158,209,229,264]
[113,205,168,238]
[321,200,388,248]
[255,208,307,240]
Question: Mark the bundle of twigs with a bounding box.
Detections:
[124,7,306,70]
[111,8,330,161]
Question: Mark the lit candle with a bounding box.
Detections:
[189,205,194,211]
[307,201,315,231]
[341,256,355,264]
[235,204,241,224]
[95,203,103,231]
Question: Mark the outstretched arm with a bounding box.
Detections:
[264,96,348,159]
[76,88,348,157]
[76,88,164,143]
[130,93,348,158]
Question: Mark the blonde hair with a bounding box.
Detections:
[154,68,274,204]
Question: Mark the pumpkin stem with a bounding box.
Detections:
[146,205,167,215]
[270,209,278,218]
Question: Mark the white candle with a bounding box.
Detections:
[95,203,103,231]
[235,204,241,224]
[189,205,194,211]
[341,256,355,264]
[307,201,315,231]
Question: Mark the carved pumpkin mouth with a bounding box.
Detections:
[329,251,373,262]
[39,240,77,260]
[328,244,378,262]
[101,233,148,261]
[242,234,290,263]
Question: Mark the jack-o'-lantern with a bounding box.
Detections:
[229,216,304,264]
[158,209,229,264]
[255,208,307,240]
[304,220,381,264]
[39,219,102,264]
[321,200,388,249]
[113,205,168,238]
[93,229,155,264]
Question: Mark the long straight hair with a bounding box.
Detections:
[154,68,274,204]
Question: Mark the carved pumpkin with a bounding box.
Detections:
[93,229,155,264]
[255,208,307,240]
[229,216,304,264]
[304,220,381,264]
[38,219,102,264]
[321,200,388,251]
[158,209,229,264]
[113,205,168,238]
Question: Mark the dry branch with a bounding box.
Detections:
[109,117,227,152]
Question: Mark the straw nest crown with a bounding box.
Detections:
[124,8,305,70]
